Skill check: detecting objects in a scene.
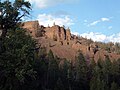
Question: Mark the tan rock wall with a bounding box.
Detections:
[22,21,39,37]
[44,25,71,42]
[60,27,66,41]
[66,29,71,41]
[45,25,60,41]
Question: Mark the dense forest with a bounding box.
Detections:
[0,0,120,90]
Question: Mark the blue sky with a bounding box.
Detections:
[24,0,120,43]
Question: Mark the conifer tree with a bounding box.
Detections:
[102,56,112,85]
[47,50,59,89]
[54,78,65,90]
[59,59,70,90]
[74,50,89,90]
[110,82,119,90]
[0,0,38,89]
[0,0,31,39]
[0,29,37,90]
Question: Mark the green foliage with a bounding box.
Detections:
[0,29,37,90]
[90,77,108,90]
[94,41,120,54]
[0,0,38,89]
[0,0,31,39]
[54,78,65,90]
[74,50,89,90]
[110,82,119,90]
[75,50,88,80]
[46,50,59,89]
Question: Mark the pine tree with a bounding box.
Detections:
[90,77,108,90]
[0,29,37,90]
[59,59,70,90]
[111,82,119,90]
[46,50,59,89]
[102,56,112,86]
[74,50,89,90]
[54,78,65,90]
[0,0,31,39]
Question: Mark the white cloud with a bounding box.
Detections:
[26,0,78,8]
[80,32,107,42]
[88,17,110,26]
[84,20,88,23]
[101,18,110,21]
[71,31,80,36]
[88,20,100,26]
[37,13,74,27]
[108,26,113,30]
[80,32,120,43]
[71,31,120,43]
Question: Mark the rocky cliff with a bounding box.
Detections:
[22,21,71,42]
[22,20,120,62]
[22,21,39,37]
[44,24,71,42]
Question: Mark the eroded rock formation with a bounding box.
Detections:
[22,21,71,44]
[22,21,39,37]
[21,20,120,61]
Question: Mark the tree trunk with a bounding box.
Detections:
[0,29,7,40]
[0,28,7,53]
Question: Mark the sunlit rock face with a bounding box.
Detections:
[22,21,39,37]
[21,20,120,61]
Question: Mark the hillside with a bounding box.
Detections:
[22,20,120,61]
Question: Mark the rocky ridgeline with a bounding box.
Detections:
[22,21,39,37]
[22,20,120,61]
[22,21,71,40]
[22,20,76,46]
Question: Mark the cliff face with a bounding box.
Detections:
[22,21,39,37]
[22,20,120,61]
[44,25,71,42]
[66,28,71,41]
[22,21,71,42]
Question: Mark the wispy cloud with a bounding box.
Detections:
[80,32,107,42]
[71,31,79,36]
[88,17,110,26]
[108,26,113,30]
[101,18,110,21]
[80,32,120,43]
[26,0,78,8]
[88,20,100,26]
[71,31,120,43]
[37,13,74,27]
[84,20,88,23]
